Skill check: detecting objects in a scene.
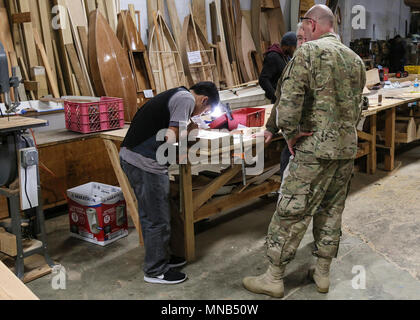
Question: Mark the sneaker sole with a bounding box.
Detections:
[144,276,187,285]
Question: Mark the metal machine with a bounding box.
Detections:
[0,41,54,280]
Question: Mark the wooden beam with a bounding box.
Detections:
[17,0,39,69]
[166,0,182,48]
[384,108,396,171]
[214,0,234,88]
[0,261,39,300]
[103,139,144,245]
[37,0,58,88]
[192,0,207,40]
[193,165,242,211]
[194,179,281,223]
[33,28,60,98]
[65,43,91,96]
[180,164,195,262]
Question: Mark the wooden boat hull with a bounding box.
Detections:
[180,14,219,88]
[236,14,257,82]
[116,11,156,106]
[148,12,186,94]
[89,10,138,122]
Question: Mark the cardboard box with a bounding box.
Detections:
[67,183,128,246]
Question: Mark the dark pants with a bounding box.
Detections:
[120,159,184,277]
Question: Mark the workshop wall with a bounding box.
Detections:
[119,0,411,47]
[339,0,411,45]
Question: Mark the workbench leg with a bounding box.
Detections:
[9,194,24,280]
[180,164,195,262]
[368,114,377,174]
[103,139,144,245]
[384,108,396,171]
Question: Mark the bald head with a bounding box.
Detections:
[302,4,335,41]
[305,4,335,27]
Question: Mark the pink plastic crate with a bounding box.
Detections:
[65,97,125,134]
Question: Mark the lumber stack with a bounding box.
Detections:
[0,1,292,107]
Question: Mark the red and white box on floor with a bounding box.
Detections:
[67,182,128,246]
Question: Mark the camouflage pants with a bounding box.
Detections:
[266,150,354,266]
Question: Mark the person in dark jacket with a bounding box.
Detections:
[259,32,298,104]
[389,35,406,73]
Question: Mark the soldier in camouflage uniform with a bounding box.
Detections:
[243,5,366,298]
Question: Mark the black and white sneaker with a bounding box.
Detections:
[144,269,187,285]
[168,256,187,268]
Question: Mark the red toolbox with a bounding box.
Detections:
[210,108,266,131]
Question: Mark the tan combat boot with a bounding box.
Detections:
[243,264,286,298]
[309,257,332,293]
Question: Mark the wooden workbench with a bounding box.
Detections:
[364,87,420,171]
[100,114,283,261]
[0,128,123,220]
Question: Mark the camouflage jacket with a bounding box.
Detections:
[267,33,366,160]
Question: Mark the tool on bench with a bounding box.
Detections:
[0,41,55,281]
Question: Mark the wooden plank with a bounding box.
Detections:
[17,0,39,69]
[31,66,48,99]
[195,180,281,222]
[37,0,58,87]
[52,39,67,96]
[65,0,95,96]
[77,26,89,71]
[0,116,47,131]
[33,28,60,98]
[0,198,8,220]
[192,0,207,41]
[104,0,117,32]
[54,0,74,95]
[0,228,17,257]
[384,108,396,171]
[0,261,39,300]
[166,0,182,48]
[8,0,28,69]
[146,0,158,32]
[2,254,52,284]
[209,2,217,45]
[103,139,144,245]
[65,43,91,96]
[180,164,195,262]
[84,0,96,16]
[214,0,234,88]
[192,166,241,211]
[18,56,35,99]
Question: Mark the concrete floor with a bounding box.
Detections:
[27,146,420,300]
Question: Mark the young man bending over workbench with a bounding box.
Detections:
[120,82,220,285]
